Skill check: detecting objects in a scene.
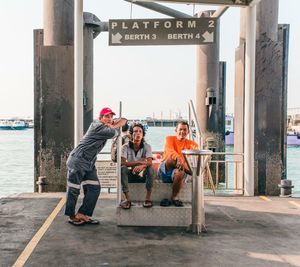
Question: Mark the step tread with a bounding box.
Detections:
[121,201,191,207]
[125,181,192,202]
[116,203,192,227]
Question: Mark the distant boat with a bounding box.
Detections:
[225,115,300,146]
[11,120,26,130]
[27,121,34,128]
[0,120,12,130]
[0,120,27,130]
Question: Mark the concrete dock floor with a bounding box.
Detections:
[1,193,300,267]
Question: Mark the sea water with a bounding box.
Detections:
[0,128,299,198]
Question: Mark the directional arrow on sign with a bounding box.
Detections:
[111,33,123,44]
[202,31,214,43]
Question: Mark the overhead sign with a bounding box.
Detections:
[108,18,217,46]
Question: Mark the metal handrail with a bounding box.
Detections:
[211,152,244,157]
[117,101,122,204]
[205,156,244,193]
[188,100,204,149]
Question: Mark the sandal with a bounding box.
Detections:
[160,198,171,207]
[74,213,100,225]
[172,199,184,207]
[84,218,100,225]
[143,200,153,208]
[119,200,131,209]
[68,218,86,226]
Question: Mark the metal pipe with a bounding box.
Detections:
[189,100,204,149]
[183,149,212,234]
[74,0,84,146]
[117,102,123,205]
[234,162,237,190]
[244,5,256,196]
[206,162,216,194]
[134,0,252,5]
[225,161,228,189]
[216,161,219,187]
[124,0,192,18]
[210,152,244,156]
[211,6,229,18]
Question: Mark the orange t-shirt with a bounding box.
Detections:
[161,136,198,163]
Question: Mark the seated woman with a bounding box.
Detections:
[120,123,154,209]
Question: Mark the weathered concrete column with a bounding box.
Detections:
[278,23,289,181]
[234,8,246,194]
[196,10,221,145]
[34,29,44,192]
[196,10,225,181]
[83,12,102,133]
[34,0,74,192]
[254,0,286,195]
[43,0,74,46]
[83,24,94,133]
[244,5,256,196]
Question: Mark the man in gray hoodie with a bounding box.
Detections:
[65,107,127,226]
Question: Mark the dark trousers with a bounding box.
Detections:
[65,167,101,217]
[121,166,154,193]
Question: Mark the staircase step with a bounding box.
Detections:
[116,202,192,227]
[126,181,192,202]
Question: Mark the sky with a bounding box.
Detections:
[0,0,299,120]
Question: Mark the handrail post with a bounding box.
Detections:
[183,149,213,234]
[117,101,122,205]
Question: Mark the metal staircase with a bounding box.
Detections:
[117,180,192,227]
[115,100,208,228]
[116,180,192,227]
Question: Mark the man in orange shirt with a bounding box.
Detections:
[158,121,198,207]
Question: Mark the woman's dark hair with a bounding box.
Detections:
[129,123,146,136]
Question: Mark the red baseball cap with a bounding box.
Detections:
[99,107,116,116]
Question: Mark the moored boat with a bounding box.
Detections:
[11,120,27,130]
[0,120,13,130]
[225,114,300,146]
[0,120,27,130]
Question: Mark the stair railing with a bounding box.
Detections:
[188,99,204,149]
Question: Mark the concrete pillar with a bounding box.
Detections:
[244,5,256,196]
[33,29,44,191]
[234,9,246,194]
[218,61,226,152]
[74,0,84,145]
[34,0,74,192]
[43,0,74,46]
[83,25,94,133]
[196,10,225,181]
[82,12,102,133]
[278,24,289,181]
[196,10,221,148]
[254,0,285,195]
